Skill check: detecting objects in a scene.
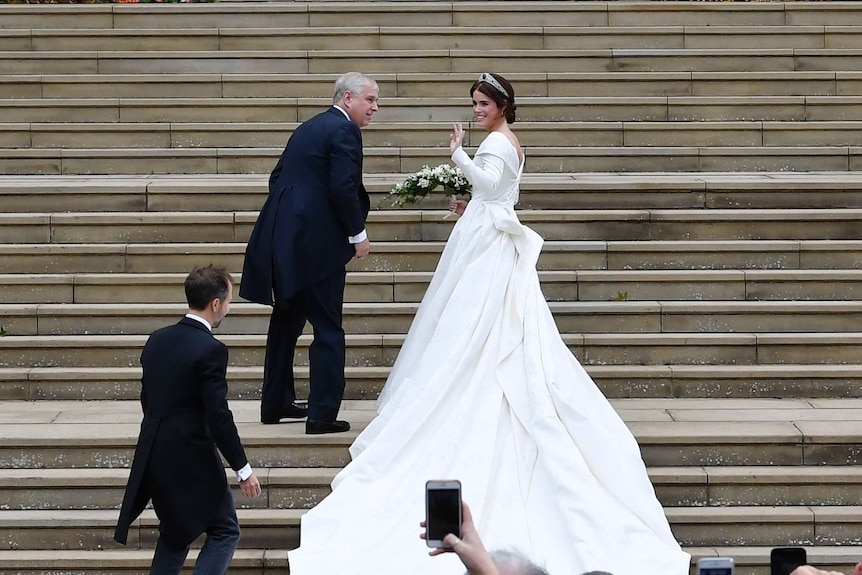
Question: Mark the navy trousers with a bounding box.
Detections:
[262,268,347,422]
[149,486,240,575]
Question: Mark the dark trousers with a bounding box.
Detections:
[149,486,240,575]
[262,268,347,422]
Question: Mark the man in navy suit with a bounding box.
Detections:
[241,72,379,434]
[115,265,261,574]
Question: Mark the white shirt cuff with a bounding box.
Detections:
[236,463,253,482]
[349,229,368,244]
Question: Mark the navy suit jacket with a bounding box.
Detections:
[114,317,248,548]
[240,107,371,305]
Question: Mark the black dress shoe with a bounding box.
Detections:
[305,419,351,435]
[260,402,309,424]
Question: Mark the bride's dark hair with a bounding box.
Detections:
[470,72,517,124]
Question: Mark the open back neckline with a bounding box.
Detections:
[488,130,525,170]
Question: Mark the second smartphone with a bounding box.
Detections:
[425,479,462,548]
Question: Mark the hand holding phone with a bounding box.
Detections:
[425,479,462,548]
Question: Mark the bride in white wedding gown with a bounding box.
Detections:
[288,73,691,575]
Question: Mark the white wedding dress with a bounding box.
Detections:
[288,132,691,575]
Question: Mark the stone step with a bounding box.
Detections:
[0,504,860,550]
[5,71,860,100]
[3,2,862,30]
[0,398,859,469]
[1,331,860,370]
[5,96,862,125]
[0,547,858,575]
[3,173,862,213]
[5,363,862,402]
[5,269,862,305]
[5,300,862,338]
[10,121,862,150]
[3,209,861,245]
[5,48,862,76]
[5,463,862,511]
[6,145,862,175]
[0,548,282,574]
[5,25,862,53]
[0,240,858,274]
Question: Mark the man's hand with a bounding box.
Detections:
[240,473,261,498]
[354,238,371,259]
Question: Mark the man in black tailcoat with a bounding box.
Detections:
[115,265,261,574]
[240,72,379,434]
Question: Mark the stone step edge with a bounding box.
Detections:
[5,207,862,222]
[3,70,859,83]
[1,464,861,488]
[2,171,862,188]
[4,24,861,36]
[8,120,862,129]
[5,269,862,281]
[0,547,854,571]
[1,239,860,251]
[5,300,862,314]
[3,145,861,155]
[0,505,860,526]
[7,95,862,105]
[3,332,861,346]
[8,364,862,377]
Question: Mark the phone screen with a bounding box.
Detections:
[771,547,807,575]
[426,487,461,541]
[700,569,733,575]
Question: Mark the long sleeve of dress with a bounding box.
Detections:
[451,140,506,192]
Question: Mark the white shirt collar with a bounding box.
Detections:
[332,104,350,121]
[185,313,212,332]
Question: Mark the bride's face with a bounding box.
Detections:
[471,89,504,130]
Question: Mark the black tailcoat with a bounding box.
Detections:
[240,107,370,306]
[114,317,248,548]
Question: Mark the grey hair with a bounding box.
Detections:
[581,572,615,575]
[332,72,377,104]
[489,550,550,575]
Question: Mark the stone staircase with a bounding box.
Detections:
[2,2,862,574]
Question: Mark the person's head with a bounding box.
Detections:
[184,265,233,328]
[333,72,380,127]
[581,572,615,575]
[489,550,549,575]
[470,72,517,129]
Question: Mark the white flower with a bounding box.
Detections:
[389,163,472,207]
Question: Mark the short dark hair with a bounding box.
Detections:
[184,265,233,311]
[470,72,517,124]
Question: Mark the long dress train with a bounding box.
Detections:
[287,131,691,575]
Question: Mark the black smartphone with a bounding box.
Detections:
[425,479,462,548]
[771,547,807,575]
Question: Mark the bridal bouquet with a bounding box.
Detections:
[389,164,472,206]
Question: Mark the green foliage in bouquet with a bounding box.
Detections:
[389,164,472,207]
